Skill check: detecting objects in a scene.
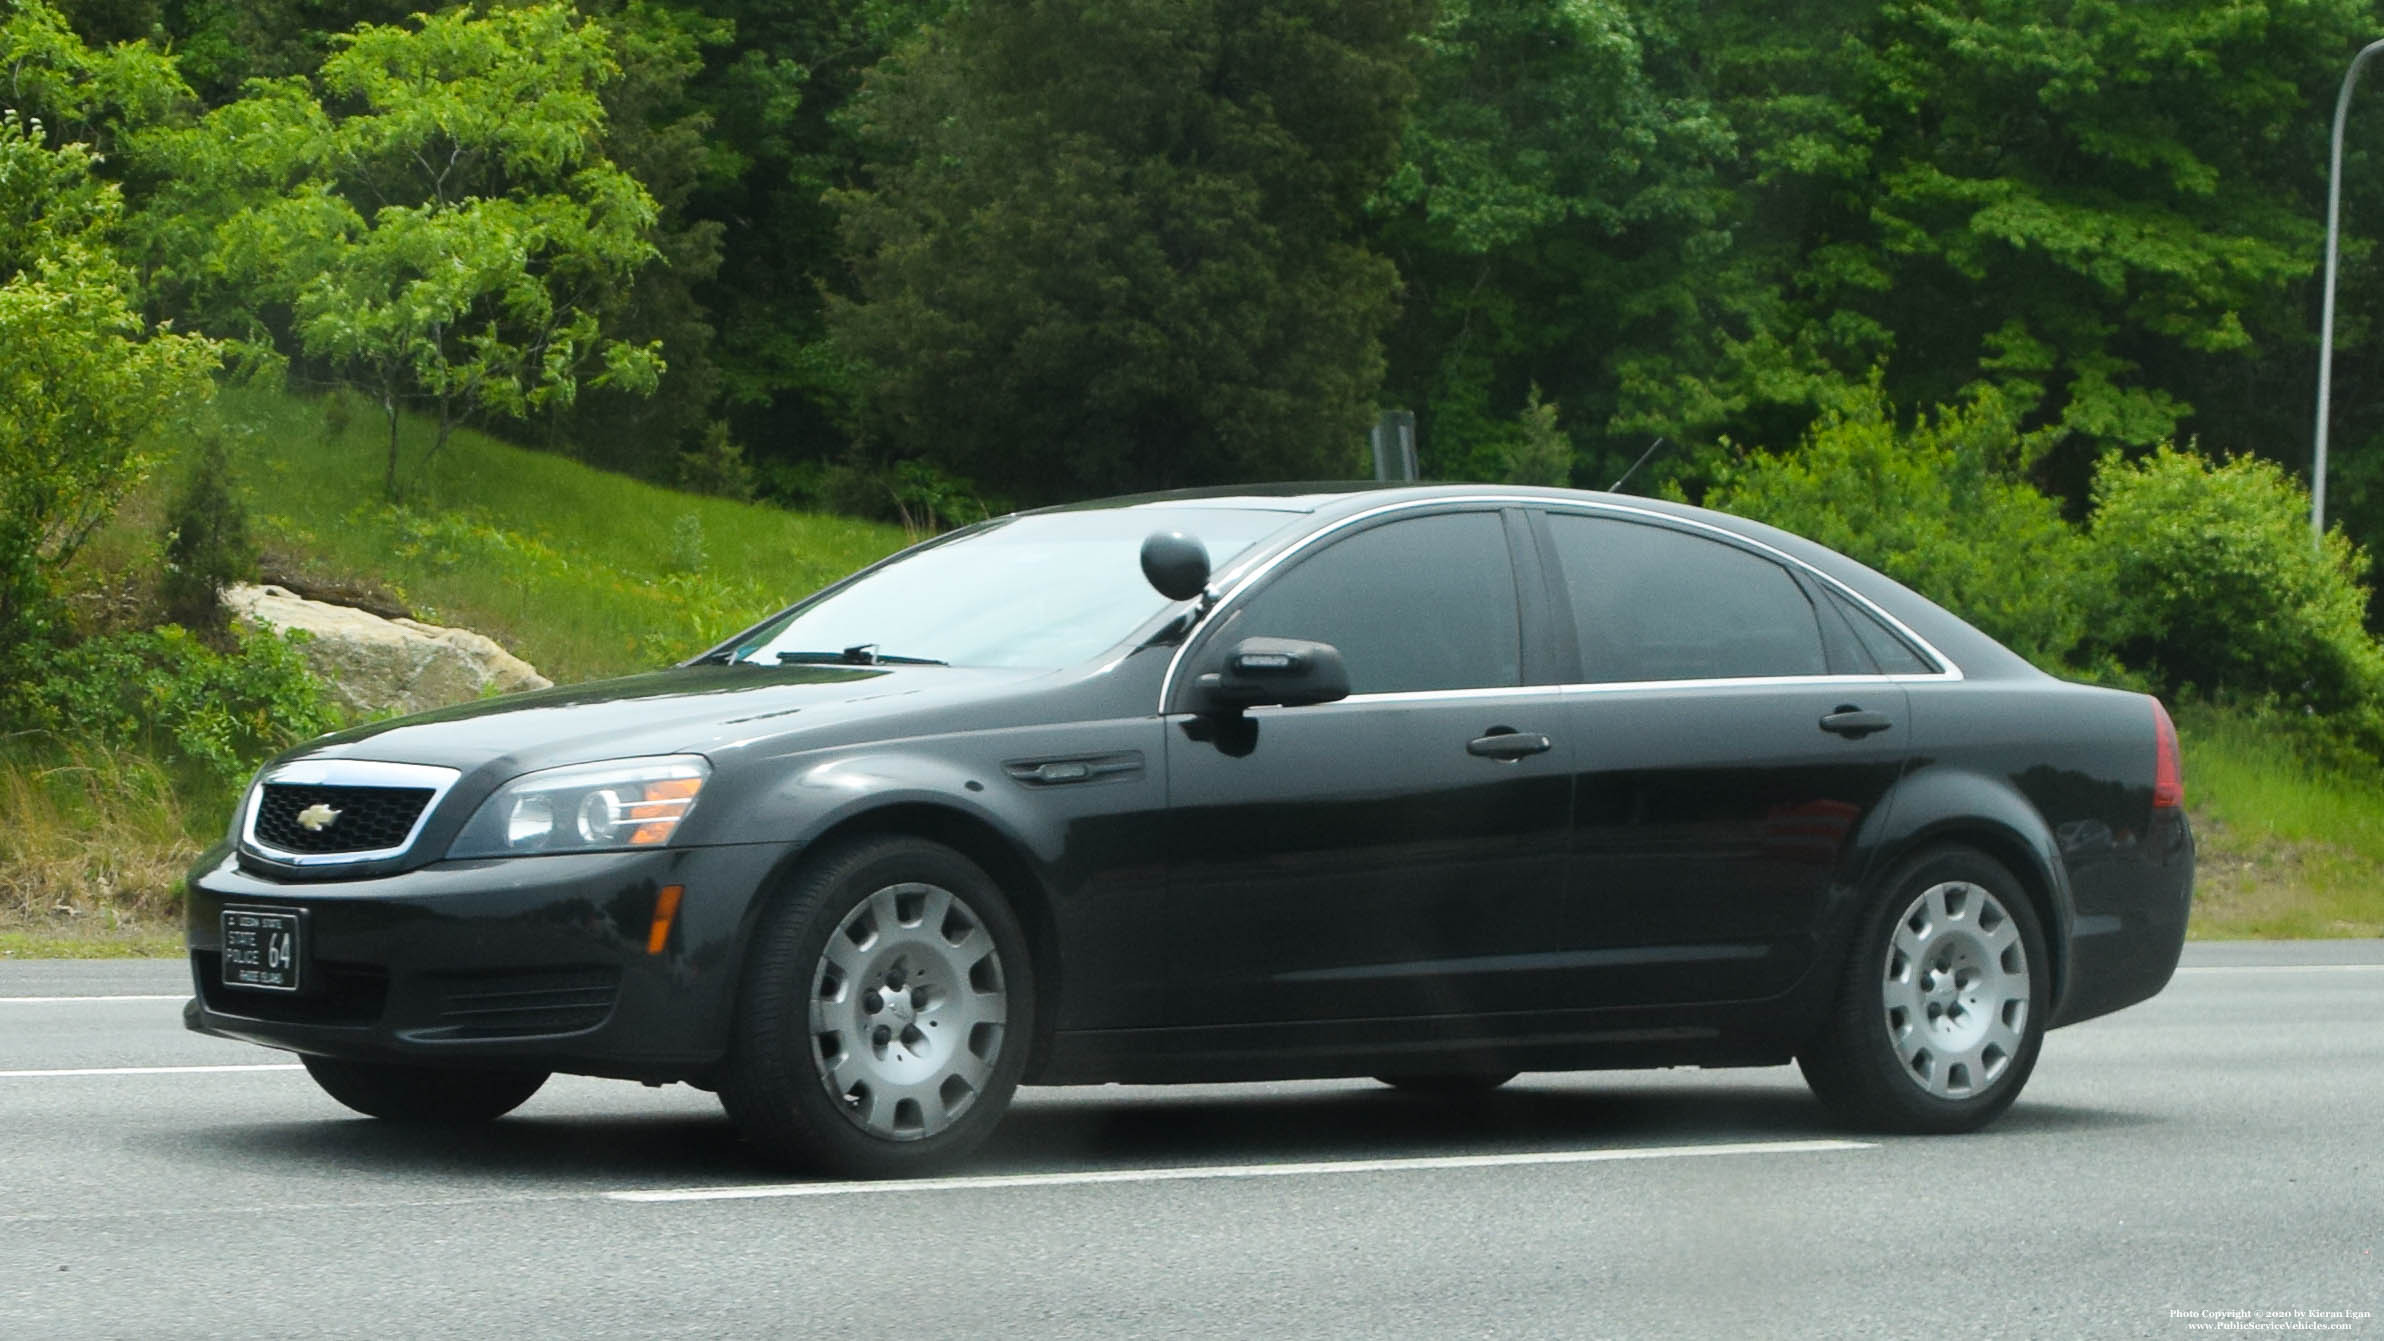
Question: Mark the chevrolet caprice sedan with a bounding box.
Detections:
[186,485,2193,1176]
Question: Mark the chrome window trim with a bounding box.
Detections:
[1562,672,1917,695]
[1158,493,1964,711]
[241,759,464,867]
[1244,684,1564,711]
[1229,674,1932,714]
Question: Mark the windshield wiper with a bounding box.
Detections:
[774,644,948,667]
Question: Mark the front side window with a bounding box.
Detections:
[1207,510,1522,695]
[1545,513,1827,683]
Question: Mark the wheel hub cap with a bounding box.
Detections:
[1880,880,2030,1100]
[809,881,1007,1142]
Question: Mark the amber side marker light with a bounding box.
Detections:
[647,885,685,955]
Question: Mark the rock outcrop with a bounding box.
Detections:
[222,583,552,718]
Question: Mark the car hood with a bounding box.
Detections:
[285,664,1054,776]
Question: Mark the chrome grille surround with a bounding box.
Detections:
[241,759,463,867]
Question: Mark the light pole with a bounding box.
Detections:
[2313,37,2384,543]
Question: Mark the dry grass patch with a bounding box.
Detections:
[0,743,205,938]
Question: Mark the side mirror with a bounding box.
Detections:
[1195,637,1350,711]
[1140,531,1210,601]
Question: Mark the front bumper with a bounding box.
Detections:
[183,840,802,1082]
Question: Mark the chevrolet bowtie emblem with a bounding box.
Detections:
[296,803,343,832]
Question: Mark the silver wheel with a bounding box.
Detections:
[809,880,1009,1142]
[1879,879,2031,1101]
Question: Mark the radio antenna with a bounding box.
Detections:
[1608,437,1670,493]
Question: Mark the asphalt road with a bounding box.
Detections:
[1,943,2378,1340]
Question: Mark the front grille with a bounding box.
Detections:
[253,783,433,855]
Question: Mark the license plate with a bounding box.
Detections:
[221,909,303,992]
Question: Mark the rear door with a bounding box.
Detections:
[1537,508,1915,1006]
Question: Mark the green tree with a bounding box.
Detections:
[544,0,730,479]
[1373,0,1740,483]
[0,109,220,649]
[1369,0,2384,528]
[1821,2,2367,455]
[1659,0,2382,502]
[1,0,190,152]
[830,0,1428,503]
[137,3,665,500]
[682,0,945,471]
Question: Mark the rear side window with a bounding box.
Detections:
[1828,589,1940,674]
[1217,511,1522,694]
[1544,513,1827,683]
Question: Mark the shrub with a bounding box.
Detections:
[1501,386,1574,487]
[322,389,356,443]
[1699,385,2105,668]
[159,435,258,633]
[2086,447,2384,723]
[888,459,991,538]
[677,422,758,502]
[2,624,341,793]
[666,512,707,575]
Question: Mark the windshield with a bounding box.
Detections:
[730,506,1304,670]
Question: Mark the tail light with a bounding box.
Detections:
[2151,698,2185,809]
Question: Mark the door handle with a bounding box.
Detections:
[1819,707,1894,738]
[1467,730,1554,760]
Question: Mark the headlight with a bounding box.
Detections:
[447,755,711,859]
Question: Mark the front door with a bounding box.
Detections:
[1162,507,1576,1027]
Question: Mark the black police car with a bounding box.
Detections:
[186,485,2193,1176]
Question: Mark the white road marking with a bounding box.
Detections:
[0,1063,303,1078]
[608,1138,1876,1203]
[0,994,187,1004]
[2172,964,2384,974]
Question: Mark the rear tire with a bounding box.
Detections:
[301,1056,548,1123]
[1798,845,2048,1134]
[721,835,1033,1177]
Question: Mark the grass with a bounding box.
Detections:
[0,928,185,959]
[124,386,909,685]
[2177,707,2384,939]
[0,741,211,936]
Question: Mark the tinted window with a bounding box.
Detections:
[1219,511,1522,694]
[1545,514,1826,682]
[1829,589,1939,674]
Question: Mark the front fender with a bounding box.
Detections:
[701,720,1174,1037]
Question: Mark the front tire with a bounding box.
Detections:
[1798,846,2049,1134]
[721,836,1033,1177]
[301,1056,548,1123]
